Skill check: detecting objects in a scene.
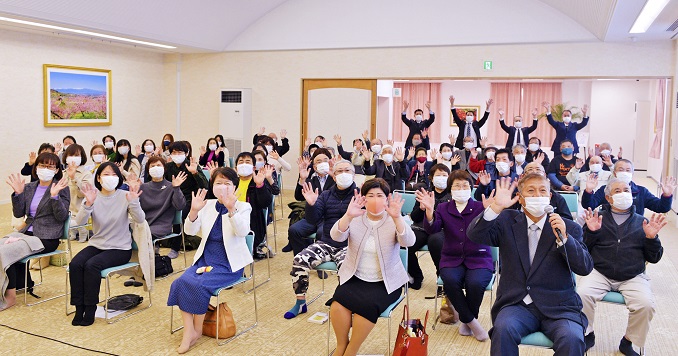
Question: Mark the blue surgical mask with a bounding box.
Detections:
[561,147,573,155]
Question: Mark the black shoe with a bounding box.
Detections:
[71,305,84,326]
[253,252,267,260]
[585,332,595,351]
[80,305,97,326]
[619,337,640,356]
[281,245,293,253]
[317,270,328,279]
[425,285,445,300]
[408,278,423,290]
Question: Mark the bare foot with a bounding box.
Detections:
[177,330,201,354]
[459,323,472,336]
[0,290,16,311]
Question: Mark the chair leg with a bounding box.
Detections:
[432,290,439,330]
[388,315,392,356]
[217,266,259,346]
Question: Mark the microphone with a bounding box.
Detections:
[543,205,565,242]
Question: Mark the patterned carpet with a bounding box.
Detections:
[1,187,678,355]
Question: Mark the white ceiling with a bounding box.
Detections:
[0,0,676,52]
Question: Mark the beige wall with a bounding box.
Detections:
[0,29,166,201]
[168,41,675,186]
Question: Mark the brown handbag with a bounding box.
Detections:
[439,297,459,325]
[202,302,236,339]
[393,305,429,356]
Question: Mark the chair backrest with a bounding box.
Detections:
[202,169,211,181]
[560,191,579,215]
[62,215,71,240]
[491,246,499,263]
[228,157,235,168]
[244,231,255,255]
[394,190,416,216]
[173,210,183,225]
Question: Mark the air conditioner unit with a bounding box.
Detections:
[219,88,252,155]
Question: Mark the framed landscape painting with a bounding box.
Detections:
[44,64,111,127]
[450,105,480,127]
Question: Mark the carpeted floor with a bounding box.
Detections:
[1,178,678,355]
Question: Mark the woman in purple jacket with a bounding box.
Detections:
[418,170,493,341]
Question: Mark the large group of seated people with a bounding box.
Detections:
[1,94,676,356]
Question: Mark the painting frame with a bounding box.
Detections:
[450,105,480,127]
[43,64,112,127]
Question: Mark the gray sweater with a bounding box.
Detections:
[75,189,146,250]
[139,180,186,237]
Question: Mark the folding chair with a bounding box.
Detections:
[21,217,72,306]
[306,260,339,306]
[153,210,188,279]
[244,209,273,293]
[326,249,409,356]
[599,291,646,355]
[559,191,579,217]
[432,246,499,330]
[170,232,258,346]
[202,169,211,181]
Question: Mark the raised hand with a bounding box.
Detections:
[221,185,238,211]
[253,169,266,186]
[534,152,545,164]
[81,182,98,206]
[481,190,496,209]
[6,173,26,195]
[542,101,551,110]
[258,126,266,135]
[154,147,163,156]
[584,208,603,232]
[490,177,519,212]
[531,108,538,117]
[216,146,224,154]
[486,98,494,110]
[28,152,37,165]
[190,188,208,213]
[297,156,311,181]
[172,171,188,187]
[269,150,280,160]
[126,182,143,202]
[264,165,274,180]
[415,188,435,212]
[66,162,78,179]
[479,136,488,148]
[429,148,439,160]
[421,128,429,139]
[362,129,369,141]
[394,147,405,162]
[449,95,455,106]
[387,139,395,146]
[448,134,456,145]
[588,147,595,157]
[403,100,409,111]
[660,176,677,197]
[585,174,598,193]
[406,147,415,160]
[346,191,366,218]
[205,161,218,176]
[582,104,589,117]
[643,213,667,238]
[602,154,613,167]
[386,192,404,219]
[54,142,62,153]
[126,173,141,191]
[301,181,319,206]
[498,108,505,118]
[49,176,68,197]
[135,145,142,156]
[280,129,287,139]
[548,213,567,243]
[618,146,623,159]
[186,157,198,174]
[361,146,373,161]
[200,146,206,155]
[451,154,462,165]
[333,134,342,145]
[304,137,312,147]
[91,140,98,147]
[425,101,431,110]
[478,170,491,186]
[575,157,584,169]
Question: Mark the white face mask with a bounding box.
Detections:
[589,163,602,173]
[451,189,472,203]
[514,154,526,163]
[466,115,474,123]
[255,161,265,169]
[496,161,510,174]
[171,154,186,165]
[237,163,254,177]
[65,156,81,167]
[464,142,475,150]
[514,121,523,128]
[100,175,119,191]
[144,145,154,153]
[441,151,453,160]
[92,154,104,163]
[486,151,495,160]
[315,141,323,148]
[265,145,273,153]
[36,168,56,182]
[104,141,114,149]
[615,171,633,184]
[371,145,382,154]
[563,117,572,124]
[528,143,540,152]
[600,149,611,156]
[523,196,551,217]
[382,154,394,164]
[148,166,165,179]
[315,162,330,175]
[63,144,70,151]
[208,144,217,151]
[415,114,423,122]
[335,173,354,189]
[118,146,129,155]
[432,176,448,190]
[611,192,633,210]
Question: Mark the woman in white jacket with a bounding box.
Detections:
[63,144,93,242]
[167,167,252,354]
[329,178,415,356]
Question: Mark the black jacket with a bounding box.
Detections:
[452,108,490,149]
[363,159,407,192]
[294,174,335,202]
[305,184,359,248]
[500,118,539,148]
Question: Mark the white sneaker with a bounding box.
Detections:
[167,250,179,259]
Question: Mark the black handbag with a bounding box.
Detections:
[155,254,174,277]
[106,294,143,310]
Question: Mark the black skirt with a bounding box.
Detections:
[332,276,402,323]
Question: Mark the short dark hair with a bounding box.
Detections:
[412,132,422,139]
[495,148,512,161]
[169,141,189,154]
[114,139,137,171]
[484,146,498,155]
[361,177,390,196]
[428,163,451,182]
[63,135,77,144]
[102,135,116,147]
[252,149,268,162]
[93,162,124,191]
[560,139,573,146]
[562,109,572,115]
[415,147,427,157]
[144,156,166,179]
[253,144,268,155]
[414,109,423,115]
[439,143,454,152]
[308,144,319,155]
[38,143,55,154]
[258,136,274,146]
[162,134,175,151]
[529,137,542,145]
[311,148,332,162]
[141,139,156,152]
[236,151,255,164]
[62,144,88,166]
[352,138,364,146]
[314,135,325,141]
[33,152,63,181]
[210,167,240,192]
[215,134,225,145]
[447,170,474,190]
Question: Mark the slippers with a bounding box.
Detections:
[124,277,144,287]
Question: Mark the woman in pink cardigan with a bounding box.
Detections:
[329,178,415,356]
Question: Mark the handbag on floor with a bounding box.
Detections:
[107,294,143,310]
[439,296,459,324]
[203,302,236,339]
[155,254,173,277]
[393,305,429,356]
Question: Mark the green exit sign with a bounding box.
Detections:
[484,60,493,71]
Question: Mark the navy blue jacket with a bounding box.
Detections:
[305,184,359,248]
[583,207,662,281]
[547,113,589,154]
[452,109,490,149]
[500,118,539,148]
[401,112,435,148]
[581,181,672,213]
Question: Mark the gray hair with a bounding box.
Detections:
[604,177,628,196]
[333,159,355,173]
[614,159,634,171]
[512,144,527,153]
[517,173,550,193]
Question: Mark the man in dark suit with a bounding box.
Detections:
[544,101,590,154]
[362,145,408,192]
[499,108,539,149]
[467,174,594,356]
[401,100,435,149]
[450,95,493,149]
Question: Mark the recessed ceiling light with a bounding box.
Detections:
[629,0,670,34]
[0,16,177,49]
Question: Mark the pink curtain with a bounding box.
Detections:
[392,83,441,143]
[649,79,666,159]
[489,83,562,148]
